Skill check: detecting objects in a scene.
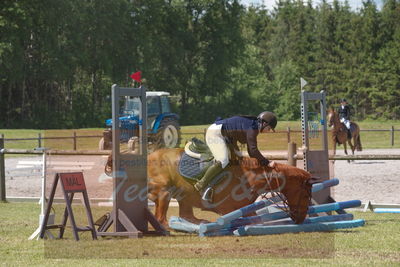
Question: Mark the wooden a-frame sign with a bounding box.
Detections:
[39,172,97,241]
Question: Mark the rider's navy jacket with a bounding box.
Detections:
[338,105,351,120]
[215,116,269,166]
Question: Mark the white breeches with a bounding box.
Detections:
[205,123,230,168]
[340,118,351,129]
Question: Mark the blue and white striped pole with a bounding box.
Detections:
[216,196,281,226]
[200,200,361,235]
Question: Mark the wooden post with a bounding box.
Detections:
[0,136,5,201]
[287,142,297,167]
[73,131,77,151]
[38,133,42,148]
[391,126,394,147]
[287,127,291,143]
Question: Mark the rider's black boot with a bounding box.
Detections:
[347,129,351,139]
[194,161,223,201]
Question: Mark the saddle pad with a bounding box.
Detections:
[350,123,357,134]
[178,152,213,181]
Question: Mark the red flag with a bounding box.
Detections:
[130,71,142,83]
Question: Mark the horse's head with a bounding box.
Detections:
[327,108,335,127]
[277,164,314,223]
[242,161,313,224]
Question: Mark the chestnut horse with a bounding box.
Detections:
[106,148,316,228]
[328,109,362,156]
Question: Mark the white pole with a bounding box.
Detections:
[29,148,54,240]
[40,150,46,216]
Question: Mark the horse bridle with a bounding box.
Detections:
[260,167,312,220]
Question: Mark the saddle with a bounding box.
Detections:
[178,138,215,181]
[340,122,356,138]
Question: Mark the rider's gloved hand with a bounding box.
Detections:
[268,161,276,168]
[260,158,270,167]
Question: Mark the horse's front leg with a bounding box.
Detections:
[154,190,171,227]
[178,198,209,225]
[343,142,351,163]
[332,141,337,164]
[148,179,171,228]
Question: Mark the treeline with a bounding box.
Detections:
[1,0,399,128]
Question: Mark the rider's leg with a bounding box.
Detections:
[194,161,223,192]
[194,123,228,192]
[344,120,351,138]
[344,120,351,130]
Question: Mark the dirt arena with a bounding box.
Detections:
[4,149,400,204]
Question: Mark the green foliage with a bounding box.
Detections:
[1,0,400,128]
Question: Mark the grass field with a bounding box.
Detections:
[1,120,400,152]
[0,202,399,266]
[1,122,399,265]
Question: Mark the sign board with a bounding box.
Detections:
[39,172,97,241]
[60,172,86,192]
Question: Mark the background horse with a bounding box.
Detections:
[328,108,362,156]
[106,148,317,228]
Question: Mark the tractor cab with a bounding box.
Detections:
[100,91,181,151]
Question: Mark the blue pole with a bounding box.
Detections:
[234,219,365,236]
[200,200,361,235]
[216,196,281,226]
[307,200,361,214]
[311,178,339,193]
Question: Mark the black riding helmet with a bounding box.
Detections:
[257,111,277,132]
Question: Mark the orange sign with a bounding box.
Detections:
[60,172,86,192]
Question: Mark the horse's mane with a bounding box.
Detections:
[237,157,311,182]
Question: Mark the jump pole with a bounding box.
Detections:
[201,200,361,236]
[200,213,355,237]
[199,178,341,234]
[233,219,365,236]
[226,200,360,230]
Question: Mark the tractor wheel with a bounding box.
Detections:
[154,118,181,149]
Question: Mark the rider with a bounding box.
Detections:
[338,98,351,139]
[194,111,278,201]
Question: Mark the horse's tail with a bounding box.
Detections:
[356,134,362,151]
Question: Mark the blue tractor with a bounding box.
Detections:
[99,91,181,151]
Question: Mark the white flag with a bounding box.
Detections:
[300,77,308,89]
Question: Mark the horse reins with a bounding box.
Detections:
[260,167,290,214]
[260,167,311,220]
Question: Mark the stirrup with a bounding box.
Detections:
[202,187,214,202]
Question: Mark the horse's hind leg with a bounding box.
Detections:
[343,142,351,163]
[332,142,337,164]
[348,138,355,155]
[348,137,356,163]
